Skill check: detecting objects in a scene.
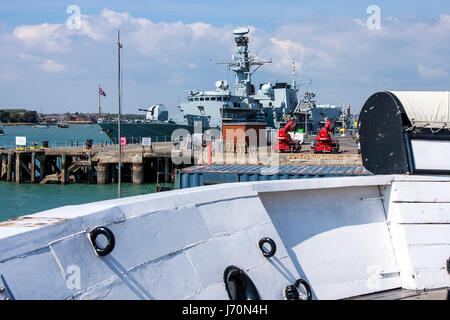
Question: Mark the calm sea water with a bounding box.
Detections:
[0,124,108,149]
[0,125,168,222]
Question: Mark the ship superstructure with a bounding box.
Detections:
[98,27,342,142]
[178,27,270,129]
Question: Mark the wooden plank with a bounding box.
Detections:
[20,160,31,176]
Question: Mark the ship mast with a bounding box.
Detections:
[292,59,297,91]
[217,28,271,98]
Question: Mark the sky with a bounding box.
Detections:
[0,0,449,115]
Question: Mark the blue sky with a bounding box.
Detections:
[0,1,449,114]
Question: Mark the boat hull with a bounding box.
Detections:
[0,175,449,300]
[98,122,196,143]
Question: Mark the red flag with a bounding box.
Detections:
[99,88,106,96]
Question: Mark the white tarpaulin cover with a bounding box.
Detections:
[389,91,450,129]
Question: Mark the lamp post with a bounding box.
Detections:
[117,30,123,198]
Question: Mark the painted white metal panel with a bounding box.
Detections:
[388,202,450,224]
[196,197,270,237]
[95,205,211,271]
[185,231,268,288]
[247,256,303,300]
[411,139,450,171]
[260,186,401,300]
[188,282,229,300]
[0,248,73,300]
[391,181,450,202]
[389,224,450,290]
[74,252,203,300]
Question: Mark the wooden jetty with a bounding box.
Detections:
[0,142,178,185]
[0,135,362,185]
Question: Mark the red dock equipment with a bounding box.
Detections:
[312,119,340,153]
[274,119,301,153]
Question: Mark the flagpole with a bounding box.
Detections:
[98,84,101,116]
[117,30,122,199]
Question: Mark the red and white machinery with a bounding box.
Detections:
[312,119,340,153]
[274,119,302,153]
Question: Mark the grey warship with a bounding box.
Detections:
[98,27,306,143]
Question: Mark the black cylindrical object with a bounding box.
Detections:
[358,91,450,175]
[358,92,409,174]
[42,141,49,148]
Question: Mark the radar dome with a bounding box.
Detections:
[261,83,273,95]
[233,27,249,36]
[215,80,229,91]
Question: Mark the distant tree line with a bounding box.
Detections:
[0,109,38,123]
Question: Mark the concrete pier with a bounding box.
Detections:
[0,137,362,185]
[15,153,21,184]
[97,162,109,185]
[0,142,178,185]
[132,163,144,184]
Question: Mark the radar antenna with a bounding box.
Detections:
[216,27,272,97]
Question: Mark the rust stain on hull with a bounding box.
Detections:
[0,216,68,228]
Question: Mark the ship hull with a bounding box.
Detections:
[98,122,196,143]
[0,175,449,300]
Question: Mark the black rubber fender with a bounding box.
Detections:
[89,226,115,257]
[258,237,276,258]
[223,266,260,300]
[294,278,312,300]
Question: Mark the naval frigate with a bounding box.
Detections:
[98,27,304,143]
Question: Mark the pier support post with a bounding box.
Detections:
[1,154,6,180]
[31,152,36,184]
[15,153,22,184]
[164,158,169,182]
[110,164,117,183]
[61,153,67,185]
[132,163,144,184]
[7,152,12,182]
[97,163,110,184]
[87,153,93,184]
[40,155,47,179]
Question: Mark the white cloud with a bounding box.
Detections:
[418,64,448,79]
[1,10,449,113]
[13,23,70,52]
[38,60,67,73]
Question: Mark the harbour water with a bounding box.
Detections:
[0,182,169,222]
[0,124,108,149]
[0,124,170,222]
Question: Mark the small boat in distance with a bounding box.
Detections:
[57,122,69,128]
[0,127,4,136]
[33,124,49,128]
